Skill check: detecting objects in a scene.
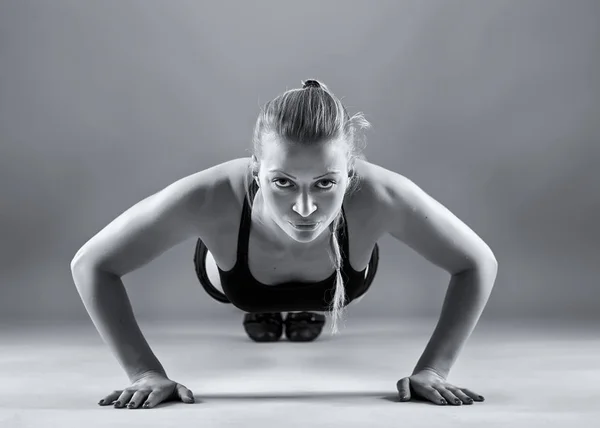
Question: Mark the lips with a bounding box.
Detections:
[290,222,320,229]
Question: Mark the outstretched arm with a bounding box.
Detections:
[377,170,498,404]
[70,167,228,408]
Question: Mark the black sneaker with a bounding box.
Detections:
[243,312,284,342]
[284,312,326,342]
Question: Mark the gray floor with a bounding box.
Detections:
[1,317,598,427]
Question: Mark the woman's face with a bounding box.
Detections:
[254,134,350,247]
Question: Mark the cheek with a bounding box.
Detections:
[262,193,287,216]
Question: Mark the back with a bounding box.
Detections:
[70,159,243,277]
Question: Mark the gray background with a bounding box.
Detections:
[1,0,598,325]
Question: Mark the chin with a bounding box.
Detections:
[286,222,327,241]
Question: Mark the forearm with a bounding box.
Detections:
[412,263,497,379]
[71,264,168,383]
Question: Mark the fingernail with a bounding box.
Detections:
[478,395,485,401]
[98,400,104,405]
[143,403,150,408]
[440,399,446,405]
[466,398,473,403]
[115,401,121,407]
[128,402,135,407]
[454,399,461,405]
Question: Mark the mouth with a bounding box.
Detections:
[289,222,320,231]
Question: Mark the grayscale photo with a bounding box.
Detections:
[1,1,598,427]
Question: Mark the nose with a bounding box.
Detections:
[292,192,317,217]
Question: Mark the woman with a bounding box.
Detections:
[71,79,498,410]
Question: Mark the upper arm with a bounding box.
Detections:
[376,170,498,275]
[70,162,234,277]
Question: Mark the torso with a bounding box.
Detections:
[198,157,390,286]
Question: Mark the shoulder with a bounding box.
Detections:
[344,158,413,228]
[168,158,248,228]
[348,158,412,208]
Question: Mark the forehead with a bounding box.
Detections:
[261,134,347,171]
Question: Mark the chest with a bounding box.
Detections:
[246,219,350,285]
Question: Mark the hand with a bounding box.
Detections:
[396,368,485,406]
[97,371,195,409]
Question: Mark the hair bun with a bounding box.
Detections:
[302,79,321,89]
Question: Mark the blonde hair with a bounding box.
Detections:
[245,79,371,335]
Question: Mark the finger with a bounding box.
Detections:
[435,386,462,406]
[142,390,168,409]
[115,389,135,408]
[448,387,474,405]
[422,386,447,405]
[396,378,411,402]
[98,390,122,406]
[460,388,485,402]
[176,384,195,403]
[127,390,151,409]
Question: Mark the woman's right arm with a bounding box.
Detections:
[70,163,233,384]
[71,266,168,382]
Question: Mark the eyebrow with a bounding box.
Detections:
[268,169,341,179]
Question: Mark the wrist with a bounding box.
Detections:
[129,368,167,383]
[412,365,448,380]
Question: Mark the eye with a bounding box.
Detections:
[273,178,336,190]
[317,179,336,189]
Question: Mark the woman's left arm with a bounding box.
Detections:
[376,171,498,405]
[411,262,497,379]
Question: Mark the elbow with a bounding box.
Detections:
[70,254,87,273]
[457,256,498,276]
[474,245,498,272]
[469,258,498,282]
[473,255,498,272]
[70,253,101,276]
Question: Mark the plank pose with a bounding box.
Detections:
[71,79,498,409]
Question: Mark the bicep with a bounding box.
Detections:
[71,168,228,277]
[381,174,497,274]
